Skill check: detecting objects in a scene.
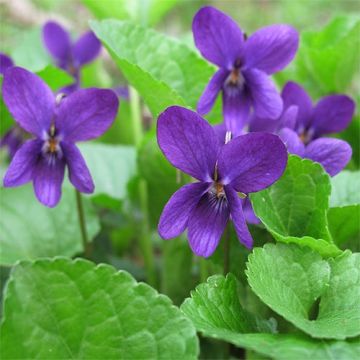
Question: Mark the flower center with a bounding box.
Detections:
[298,128,313,145]
[42,124,62,159]
[211,181,225,199]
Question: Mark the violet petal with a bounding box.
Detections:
[278,128,305,156]
[244,68,283,119]
[305,138,352,177]
[192,6,244,69]
[225,186,253,248]
[42,21,71,62]
[312,95,355,137]
[197,68,228,115]
[157,106,220,182]
[0,53,14,75]
[281,81,312,130]
[218,132,288,193]
[33,156,66,208]
[72,31,101,67]
[158,182,209,239]
[61,142,94,193]
[3,139,42,187]
[56,88,119,142]
[188,191,229,257]
[2,67,54,137]
[244,24,299,74]
[222,89,251,136]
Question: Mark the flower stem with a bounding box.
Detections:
[129,86,156,287]
[75,190,91,258]
[200,258,208,283]
[223,226,231,275]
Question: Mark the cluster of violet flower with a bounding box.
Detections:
[157,6,355,257]
[0,7,355,258]
[1,23,119,207]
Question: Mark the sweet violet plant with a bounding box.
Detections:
[157,106,287,257]
[2,67,118,207]
[1,3,359,359]
[194,6,299,135]
[251,81,355,176]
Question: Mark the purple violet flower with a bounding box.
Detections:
[0,53,14,75]
[193,6,299,136]
[2,67,119,207]
[42,21,101,93]
[157,106,287,257]
[0,126,27,159]
[251,81,355,176]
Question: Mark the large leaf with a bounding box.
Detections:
[90,19,214,116]
[328,170,360,247]
[78,143,136,205]
[0,258,199,359]
[246,243,360,339]
[0,185,100,266]
[250,155,340,257]
[181,273,360,360]
[83,0,179,26]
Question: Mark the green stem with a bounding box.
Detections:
[223,226,230,275]
[199,258,208,283]
[129,86,156,286]
[75,190,91,258]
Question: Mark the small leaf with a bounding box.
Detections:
[90,19,214,116]
[0,185,100,265]
[181,274,275,335]
[0,258,199,359]
[246,243,360,339]
[250,155,341,257]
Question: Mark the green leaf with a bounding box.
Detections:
[11,28,51,72]
[276,16,360,96]
[78,143,136,205]
[90,19,214,116]
[36,65,73,91]
[0,258,199,359]
[250,155,341,257]
[181,274,276,334]
[246,243,360,339]
[83,0,179,26]
[181,272,359,360]
[0,185,100,266]
[328,171,360,247]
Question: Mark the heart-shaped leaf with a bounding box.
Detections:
[1,258,199,359]
[246,243,360,339]
[250,155,341,257]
